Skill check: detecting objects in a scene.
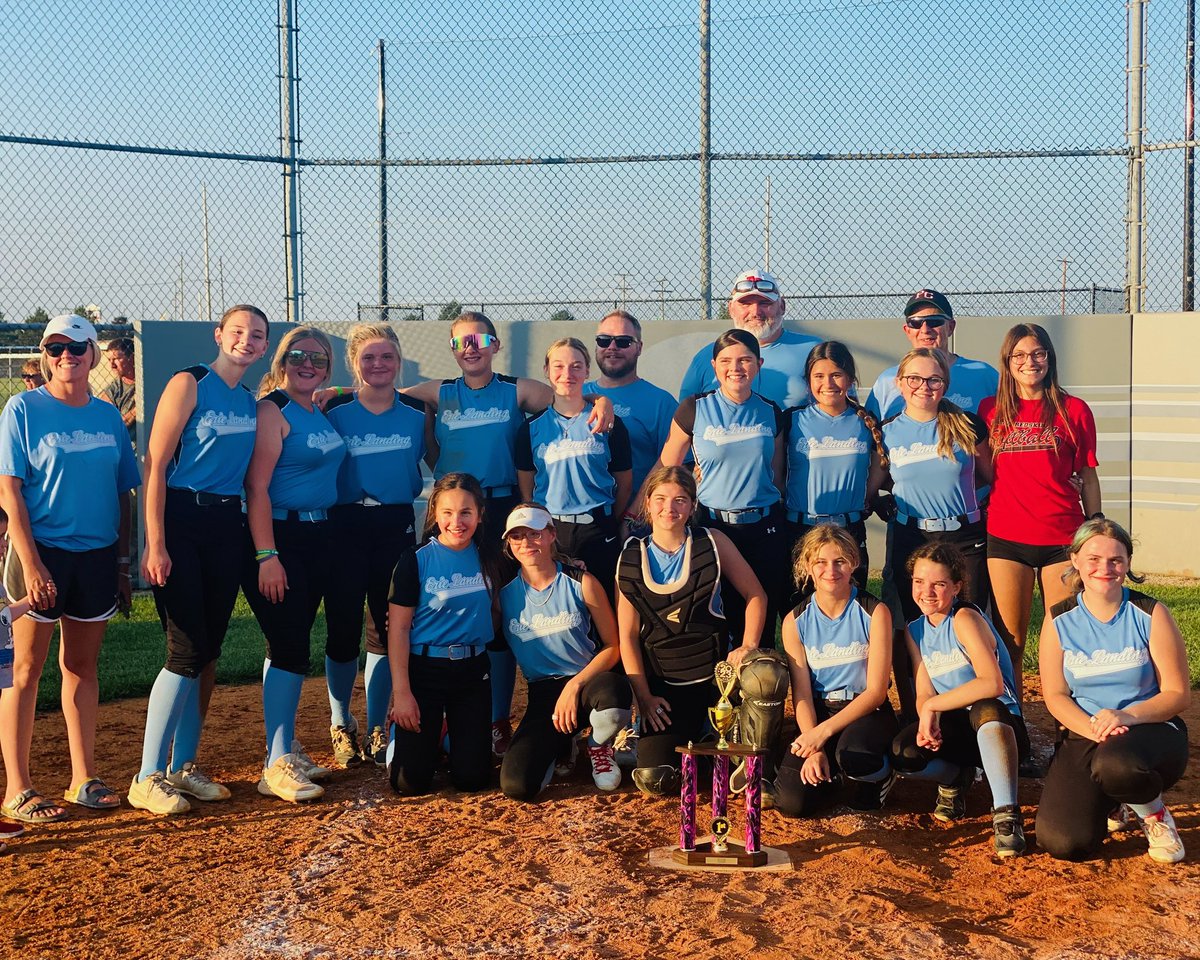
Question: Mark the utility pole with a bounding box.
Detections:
[616,273,631,309]
[202,183,213,322]
[1059,257,1072,315]
[656,278,673,321]
[763,176,772,271]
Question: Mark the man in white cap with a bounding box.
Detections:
[677,270,820,410]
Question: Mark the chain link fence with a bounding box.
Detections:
[1,1,1196,326]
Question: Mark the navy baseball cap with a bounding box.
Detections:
[903,289,953,319]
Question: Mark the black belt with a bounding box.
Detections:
[171,488,240,507]
[484,485,517,499]
[786,510,864,527]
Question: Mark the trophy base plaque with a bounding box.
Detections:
[648,844,791,873]
[672,840,768,868]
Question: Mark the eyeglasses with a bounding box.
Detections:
[506,528,548,541]
[450,333,497,352]
[595,335,638,349]
[1009,349,1049,364]
[732,279,779,295]
[283,349,330,369]
[43,341,91,358]
[901,374,947,390]
[904,314,950,329]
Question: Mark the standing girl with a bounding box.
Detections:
[130,305,269,814]
[243,328,346,802]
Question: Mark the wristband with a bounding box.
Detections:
[335,387,345,397]
[255,549,280,564]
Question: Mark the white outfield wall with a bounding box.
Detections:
[133,312,1195,575]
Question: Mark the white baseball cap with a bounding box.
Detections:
[40,314,99,348]
[502,505,555,538]
[730,269,781,303]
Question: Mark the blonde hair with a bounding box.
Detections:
[345,323,402,385]
[40,332,100,385]
[792,525,862,588]
[1062,518,1145,594]
[543,337,590,370]
[638,464,698,527]
[257,326,334,398]
[897,348,978,460]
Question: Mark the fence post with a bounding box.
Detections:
[1185,0,1196,311]
[279,0,305,325]
[699,0,712,322]
[378,39,390,323]
[1126,0,1147,313]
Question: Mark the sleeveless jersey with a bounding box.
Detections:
[882,412,982,520]
[499,563,594,682]
[264,390,345,513]
[1051,589,1159,716]
[389,538,493,650]
[678,329,821,410]
[791,588,879,697]
[326,391,426,505]
[909,600,1020,714]
[617,527,725,683]
[867,355,999,420]
[166,365,257,496]
[515,406,631,514]
[434,374,522,488]
[676,390,781,512]
[784,403,872,516]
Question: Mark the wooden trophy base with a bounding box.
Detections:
[674,840,767,867]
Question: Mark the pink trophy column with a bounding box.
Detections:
[712,754,730,820]
[744,753,763,854]
[679,752,697,851]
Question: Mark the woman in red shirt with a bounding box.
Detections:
[979,324,1100,706]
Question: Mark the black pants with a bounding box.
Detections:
[776,701,898,817]
[888,517,989,625]
[500,671,632,801]
[154,491,246,678]
[701,506,788,650]
[892,700,1030,773]
[1036,719,1189,861]
[242,518,330,675]
[481,492,522,546]
[389,652,492,795]
[555,512,620,604]
[324,502,415,662]
[637,674,718,770]
[786,518,868,602]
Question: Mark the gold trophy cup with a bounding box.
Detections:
[707,661,738,750]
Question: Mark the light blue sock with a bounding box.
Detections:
[364,652,391,733]
[325,655,358,729]
[976,720,1019,808]
[489,648,516,724]
[169,678,203,772]
[1129,795,1166,819]
[138,670,194,781]
[588,707,631,746]
[263,666,305,766]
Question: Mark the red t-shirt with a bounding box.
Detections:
[980,394,1099,545]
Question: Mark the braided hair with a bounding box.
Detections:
[804,340,889,469]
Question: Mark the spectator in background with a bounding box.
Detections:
[103,338,137,444]
[19,360,44,391]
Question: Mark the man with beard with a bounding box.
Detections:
[585,310,677,509]
[677,270,820,410]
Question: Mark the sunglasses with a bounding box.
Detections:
[904,314,950,329]
[43,341,91,358]
[732,279,778,295]
[283,349,330,369]
[595,335,638,349]
[20,374,39,381]
[450,333,497,352]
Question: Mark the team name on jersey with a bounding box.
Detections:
[947,392,973,409]
[424,572,488,601]
[700,423,774,446]
[922,645,970,679]
[441,408,511,430]
[612,403,633,418]
[797,435,868,459]
[805,640,870,668]
[43,429,118,452]
[540,436,604,464]
[196,411,256,439]
[889,441,942,467]
[306,430,345,454]
[994,421,1060,454]
[1063,645,1151,678]
[343,433,414,457]
[507,609,583,641]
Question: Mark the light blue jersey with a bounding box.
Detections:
[265,391,345,513]
[794,589,876,697]
[0,388,141,551]
[1053,589,1159,717]
[500,564,594,681]
[585,378,676,495]
[326,391,426,505]
[882,413,982,520]
[866,355,999,420]
[391,539,493,651]
[166,365,257,496]
[647,539,686,585]
[678,329,821,410]
[784,404,873,516]
[909,601,1019,714]
[677,390,781,512]
[516,407,631,514]
[434,374,522,489]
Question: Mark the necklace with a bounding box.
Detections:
[523,570,558,608]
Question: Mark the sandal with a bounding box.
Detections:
[2,788,68,823]
[63,778,121,811]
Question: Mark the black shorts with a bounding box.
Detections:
[4,540,119,623]
[987,534,1069,569]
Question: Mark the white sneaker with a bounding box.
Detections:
[127,771,190,816]
[257,754,324,803]
[290,739,333,782]
[588,743,621,791]
[166,762,231,802]
[1141,806,1186,864]
[1106,803,1136,834]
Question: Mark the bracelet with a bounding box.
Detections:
[255,549,280,564]
[335,387,345,397]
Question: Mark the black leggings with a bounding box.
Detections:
[888,518,989,625]
[554,514,620,604]
[1036,719,1189,861]
[637,674,718,770]
[324,502,415,662]
[776,702,898,817]
[500,671,632,801]
[701,506,789,650]
[241,518,330,675]
[389,653,492,795]
[892,700,1031,773]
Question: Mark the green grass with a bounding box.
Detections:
[26,581,1200,712]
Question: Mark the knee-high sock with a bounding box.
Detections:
[170,678,203,771]
[364,652,391,733]
[489,648,516,724]
[264,665,305,766]
[588,707,631,746]
[139,669,194,781]
[976,720,1019,808]
[1129,795,1166,819]
[325,655,358,729]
